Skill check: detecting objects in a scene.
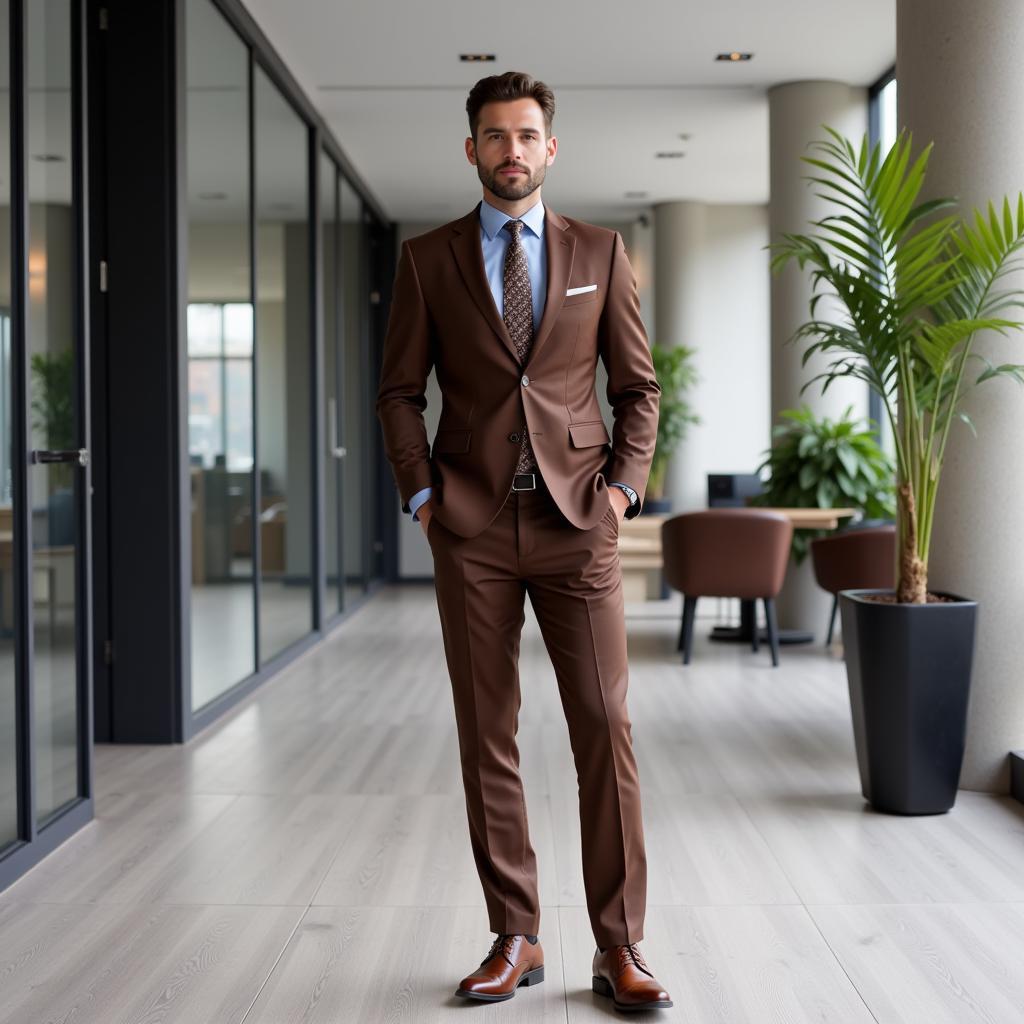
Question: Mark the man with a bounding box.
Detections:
[376,70,670,1012]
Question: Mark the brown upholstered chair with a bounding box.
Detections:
[810,525,896,645]
[661,510,793,667]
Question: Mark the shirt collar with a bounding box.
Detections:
[479,196,546,241]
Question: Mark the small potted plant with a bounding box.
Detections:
[770,126,1024,815]
[750,403,895,565]
[31,349,77,547]
[641,342,700,514]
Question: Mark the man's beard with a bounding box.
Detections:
[478,160,545,201]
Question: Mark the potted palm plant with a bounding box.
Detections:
[770,126,1024,815]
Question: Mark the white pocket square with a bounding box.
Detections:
[566,284,597,296]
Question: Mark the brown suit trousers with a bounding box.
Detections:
[426,475,646,947]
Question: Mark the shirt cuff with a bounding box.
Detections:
[610,481,638,505]
[409,486,432,521]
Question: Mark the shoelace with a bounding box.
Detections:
[482,933,518,968]
[620,942,653,976]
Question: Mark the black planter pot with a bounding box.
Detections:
[838,588,977,815]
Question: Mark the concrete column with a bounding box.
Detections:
[768,81,870,634]
[653,200,706,512]
[898,0,1024,792]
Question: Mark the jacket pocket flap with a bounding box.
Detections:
[568,419,611,448]
[432,428,471,454]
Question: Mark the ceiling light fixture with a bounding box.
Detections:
[655,151,685,159]
[459,54,496,62]
[715,52,752,62]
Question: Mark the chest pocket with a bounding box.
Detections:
[563,288,599,308]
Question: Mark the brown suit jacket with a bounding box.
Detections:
[376,200,660,538]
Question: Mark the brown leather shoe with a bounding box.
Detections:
[454,933,545,1002]
[592,942,673,1011]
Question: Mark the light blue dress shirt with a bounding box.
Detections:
[410,197,637,520]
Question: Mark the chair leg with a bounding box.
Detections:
[681,596,697,665]
[825,595,838,646]
[748,599,759,653]
[677,605,686,650]
[763,597,780,667]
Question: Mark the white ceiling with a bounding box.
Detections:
[240,0,895,223]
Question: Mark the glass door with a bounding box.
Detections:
[0,0,89,868]
[339,177,365,605]
[26,0,88,828]
[0,0,15,853]
[320,153,343,617]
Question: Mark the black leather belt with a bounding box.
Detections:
[512,472,541,491]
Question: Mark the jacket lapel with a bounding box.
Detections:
[449,201,576,367]
[530,205,575,366]
[450,203,518,364]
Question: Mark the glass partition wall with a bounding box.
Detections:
[2,0,387,894]
[321,154,342,615]
[1,0,92,885]
[185,0,255,709]
[185,0,378,711]
[339,178,367,609]
[0,0,15,859]
[321,161,372,618]
[253,64,313,664]
[27,0,83,826]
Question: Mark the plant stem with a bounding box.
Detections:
[922,332,975,564]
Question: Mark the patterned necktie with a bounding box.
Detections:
[502,219,538,474]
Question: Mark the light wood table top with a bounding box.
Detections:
[756,507,858,530]
[624,507,858,533]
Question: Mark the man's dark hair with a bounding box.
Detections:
[466,71,555,143]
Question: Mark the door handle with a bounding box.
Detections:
[31,448,89,466]
[327,397,346,458]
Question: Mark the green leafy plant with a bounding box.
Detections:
[750,404,896,564]
[646,342,700,500]
[31,349,76,489]
[769,126,1024,602]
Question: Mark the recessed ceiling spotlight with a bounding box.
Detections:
[460,54,496,62]
[32,153,65,163]
[655,151,686,159]
[198,191,228,201]
[624,190,649,199]
[715,52,752,62]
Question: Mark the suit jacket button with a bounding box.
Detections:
[509,432,519,443]
[521,374,529,387]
